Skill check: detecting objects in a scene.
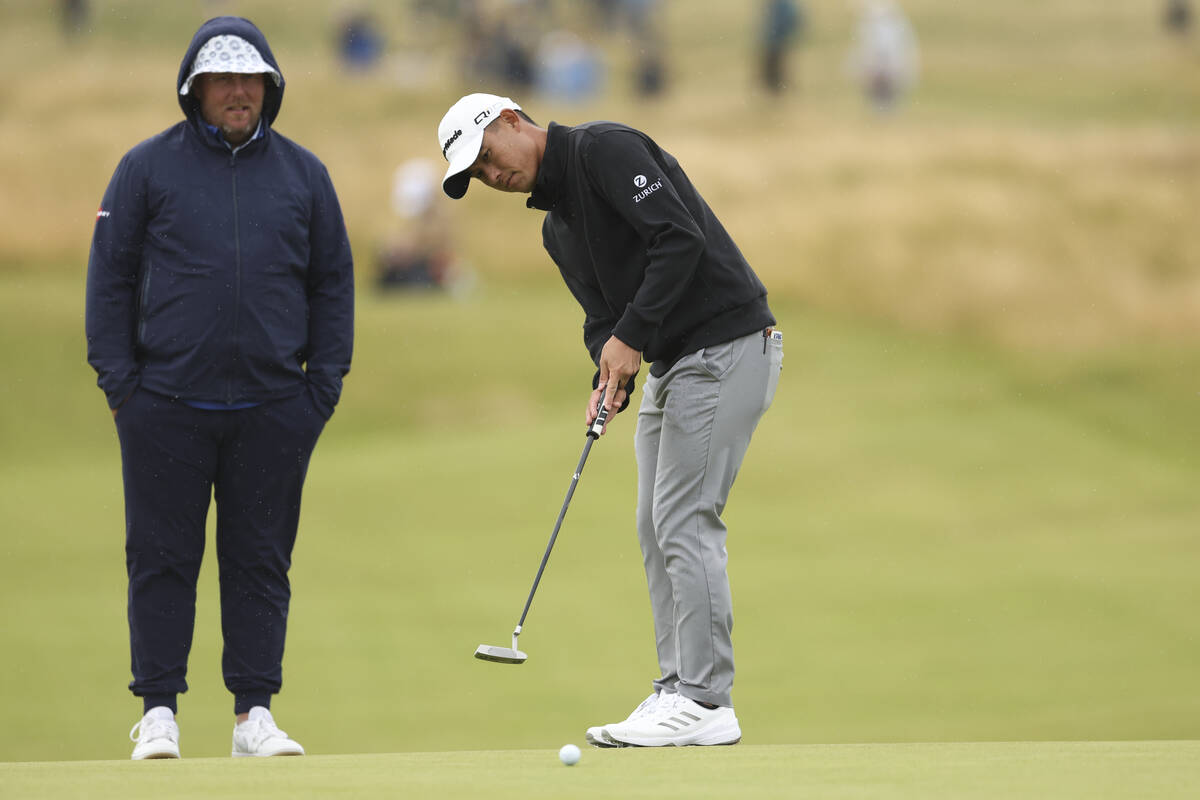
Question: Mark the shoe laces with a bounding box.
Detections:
[130,716,177,744]
[651,692,685,719]
[238,714,289,750]
[629,693,663,721]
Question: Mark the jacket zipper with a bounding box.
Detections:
[136,262,152,349]
[228,151,241,404]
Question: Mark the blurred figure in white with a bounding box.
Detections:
[848,0,919,114]
[377,159,472,294]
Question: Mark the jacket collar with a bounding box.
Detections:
[190,112,267,155]
[200,116,265,152]
[527,122,568,212]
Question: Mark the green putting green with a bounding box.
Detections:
[4,742,1199,800]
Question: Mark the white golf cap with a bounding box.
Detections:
[179,35,282,96]
[438,93,522,199]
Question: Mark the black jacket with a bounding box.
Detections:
[528,121,774,381]
[85,16,354,418]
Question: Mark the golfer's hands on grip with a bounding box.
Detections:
[587,335,641,435]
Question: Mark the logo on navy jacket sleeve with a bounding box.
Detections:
[96,206,111,220]
[632,174,662,203]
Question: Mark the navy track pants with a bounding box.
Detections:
[114,387,326,713]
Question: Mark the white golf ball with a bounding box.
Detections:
[558,743,581,766]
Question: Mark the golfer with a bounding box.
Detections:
[437,94,782,747]
[86,16,353,759]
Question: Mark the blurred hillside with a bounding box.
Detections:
[1,0,1198,350]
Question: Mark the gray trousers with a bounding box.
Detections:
[635,328,783,708]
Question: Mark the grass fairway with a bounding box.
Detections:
[3,274,1198,761]
[3,742,1199,799]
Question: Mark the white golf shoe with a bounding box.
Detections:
[130,706,181,760]
[231,706,305,757]
[585,692,664,748]
[605,693,741,747]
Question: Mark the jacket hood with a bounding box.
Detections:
[177,16,285,126]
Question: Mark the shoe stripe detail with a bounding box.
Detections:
[656,711,703,731]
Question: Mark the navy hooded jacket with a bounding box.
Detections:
[86,16,354,419]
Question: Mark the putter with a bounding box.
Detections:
[474,402,611,664]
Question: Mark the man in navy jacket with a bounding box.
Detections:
[437,94,782,748]
[86,16,353,759]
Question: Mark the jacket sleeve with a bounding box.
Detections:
[85,151,148,409]
[304,164,355,419]
[581,130,706,352]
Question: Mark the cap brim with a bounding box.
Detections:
[442,171,470,200]
[179,68,281,96]
[441,130,484,199]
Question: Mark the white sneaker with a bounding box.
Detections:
[606,693,742,747]
[585,692,663,748]
[129,706,181,760]
[231,706,305,757]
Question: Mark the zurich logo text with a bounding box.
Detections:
[632,177,663,203]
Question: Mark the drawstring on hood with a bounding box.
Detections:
[176,16,285,127]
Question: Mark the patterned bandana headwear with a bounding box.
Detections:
[179,35,281,95]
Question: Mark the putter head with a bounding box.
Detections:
[474,643,528,664]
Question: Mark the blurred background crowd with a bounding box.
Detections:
[35,0,1200,310]
[51,0,934,292]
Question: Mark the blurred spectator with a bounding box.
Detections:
[61,0,88,38]
[336,9,385,70]
[759,0,805,94]
[413,0,464,20]
[536,30,604,102]
[634,46,667,98]
[497,21,536,88]
[1164,0,1192,35]
[376,159,470,293]
[625,0,667,97]
[622,0,658,29]
[588,0,621,28]
[461,2,537,91]
[573,0,666,98]
[848,0,919,114]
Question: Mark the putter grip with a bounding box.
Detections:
[588,403,610,438]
